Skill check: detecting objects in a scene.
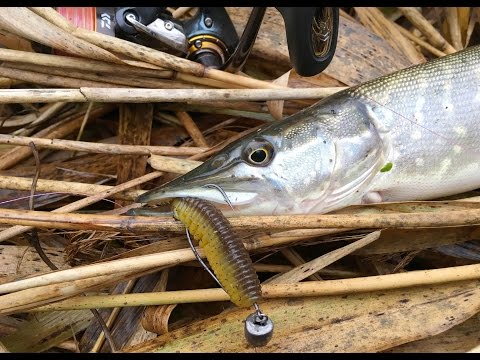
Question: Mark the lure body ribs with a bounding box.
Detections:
[171,197,262,307]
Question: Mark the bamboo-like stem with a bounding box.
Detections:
[0,134,208,156]
[72,24,287,90]
[0,8,121,63]
[2,62,188,89]
[0,89,85,103]
[394,23,447,57]
[252,263,292,273]
[29,263,480,311]
[91,279,136,353]
[0,48,172,79]
[339,8,357,22]
[0,248,197,295]
[0,171,163,244]
[73,27,204,76]
[118,59,165,71]
[0,206,480,234]
[33,6,240,89]
[279,248,323,282]
[0,87,344,104]
[0,270,143,315]
[354,7,425,64]
[398,7,457,54]
[465,8,480,47]
[203,68,286,90]
[175,73,245,89]
[0,66,128,88]
[172,7,193,19]
[175,111,209,147]
[268,231,381,284]
[468,344,480,353]
[29,6,84,33]
[446,8,463,50]
[1,102,64,128]
[0,105,115,170]
[13,102,68,136]
[78,87,344,103]
[148,155,201,174]
[0,175,144,201]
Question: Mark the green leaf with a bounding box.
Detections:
[380,162,393,172]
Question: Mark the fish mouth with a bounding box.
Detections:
[135,174,260,209]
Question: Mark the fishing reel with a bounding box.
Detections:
[56,7,339,77]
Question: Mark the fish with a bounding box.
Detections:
[136,45,480,216]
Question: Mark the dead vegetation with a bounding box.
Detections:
[0,7,479,353]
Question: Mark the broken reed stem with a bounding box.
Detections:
[175,73,245,89]
[0,87,344,104]
[91,279,137,353]
[1,102,66,130]
[397,7,457,54]
[268,230,382,284]
[0,171,163,244]
[0,175,144,202]
[0,7,121,63]
[73,26,287,90]
[0,134,208,156]
[0,104,116,170]
[279,248,323,281]
[0,89,85,103]
[30,263,480,311]
[1,207,480,233]
[0,270,145,315]
[175,111,209,148]
[172,7,193,19]
[30,7,281,90]
[445,7,463,50]
[0,103,53,128]
[79,87,344,103]
[0,248,196,295]
[394,23,447,57]
[0,48,172,79]
[13,102,68,136]
[2,62,190,89]
[148,155,201,173]
[0,66,129,88]
[354,7,425,64]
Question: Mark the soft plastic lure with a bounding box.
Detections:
[171,196,262,307]
[171,196,273,346]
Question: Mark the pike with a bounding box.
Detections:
[137,45,480,216]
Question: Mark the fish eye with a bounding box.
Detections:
[249,149,268,163]
[243,139,274,166]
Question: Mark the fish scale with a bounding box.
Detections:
[353,45,480,202]
[137,45,480,216]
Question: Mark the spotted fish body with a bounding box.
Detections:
[137,46,480,216]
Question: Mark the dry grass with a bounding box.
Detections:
[0,6,479,353]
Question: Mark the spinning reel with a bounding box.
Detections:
[57,7,339,77]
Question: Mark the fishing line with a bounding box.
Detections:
[0,192,117,207]
[362,93,480,160]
